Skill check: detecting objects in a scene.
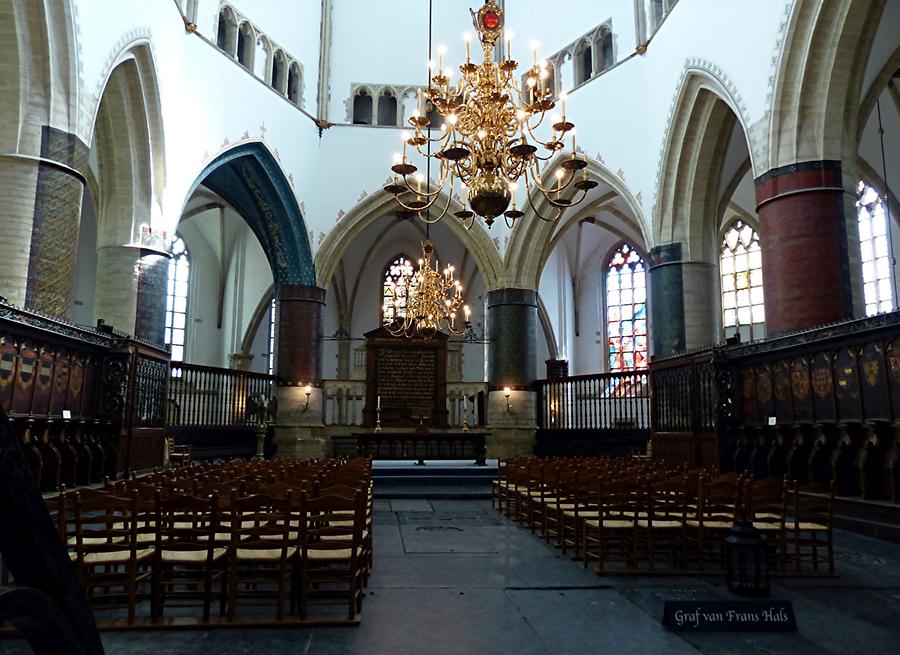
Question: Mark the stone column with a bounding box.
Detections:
[755,160,854,336]
[486,288,538,457]
[134,250,169,346]
[0,128,88,317]
[649,242,718,358]
[273,284,327,458]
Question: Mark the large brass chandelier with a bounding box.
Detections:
[384,0,598,228]
[383,240,471,338]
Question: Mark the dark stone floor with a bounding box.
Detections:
[3,499,900,654]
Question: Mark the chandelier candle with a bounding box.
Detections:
[383,0,598,229]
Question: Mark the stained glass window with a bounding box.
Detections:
[382,254,417,322]
[606,243,648,371]
[857,181,894,316]
[720,220,765,341]
[165,236,189,362]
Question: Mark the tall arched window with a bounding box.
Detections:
[165,236,190,362]
[382,254,417,322]
[237,22,253,69]
[720,220,765,340]
[267,298,276,375]
[377,91,398,126]
[858,181,894,315]
[606,243,648,371]
[287,62,302,105]
[353,90,373,125]
[271,50,286,93]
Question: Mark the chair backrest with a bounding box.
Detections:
[228,491,294,555]
[301,488,365,561]
[71,489,141,561]
[154,490,219,555]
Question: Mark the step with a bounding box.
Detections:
[371,460,497,499]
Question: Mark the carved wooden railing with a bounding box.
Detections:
[648,348,720,468]
[533,371,651,457]
[168,362,274,427]
[535,371,651,430]
[167,362,276,461]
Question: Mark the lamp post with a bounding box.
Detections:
[724,507,770,597]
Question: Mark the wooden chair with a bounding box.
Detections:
[639,474,688,571]
[686,474,740,571]
[167,436,191,469]
[70,489,153,625]
[745,476,788,574]
[582,476,641,574]
[151,490,227,623]
[226,492,296,622]
[295,488,367,622]
[788,481,835,576]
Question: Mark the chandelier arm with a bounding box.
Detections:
[394,192,441,212]
[417,185,454,224]
[526,164,575,196]
[525,183,566,222]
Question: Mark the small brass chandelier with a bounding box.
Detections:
[384,0,598,228]
[383,240,471,338]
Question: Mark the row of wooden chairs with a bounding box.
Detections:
[47,457,374,627]
[493,457,836,576]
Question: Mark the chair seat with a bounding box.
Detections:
[584,519,635,529]
[83,548,154,565]
[637,519,682,528]
[686,520,734,529]
[234,546,297,560]
[68,536,124,546]
[795,522,829,531]
[306,548,353,560]
[160,547,227,563]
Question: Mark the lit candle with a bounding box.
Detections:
[559,90,567,121]
[464,305,471,321]
[438,44,446,75]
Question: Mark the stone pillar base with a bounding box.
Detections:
[486,427,536,458]
[272,424,329,459]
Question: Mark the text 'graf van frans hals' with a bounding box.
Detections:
[663,601,797,632]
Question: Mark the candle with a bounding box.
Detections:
[417,88,423,116]
[530,40,538,67]
[505,31,514,61]
[463,32,472,62]
[559,91,567,121]
[571,128,576,153]
[377,395,381,410]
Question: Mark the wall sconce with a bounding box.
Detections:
[302,384,312,412]
[504,386,512,413]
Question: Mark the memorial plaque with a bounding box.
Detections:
[663,600,796,632]
[363,326,448,428]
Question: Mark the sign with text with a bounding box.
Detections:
[663,600,796,632]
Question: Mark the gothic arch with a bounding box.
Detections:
[315,189,504,291]
[655,69,750,262]
[184,140,316,290]
[0,0,79,152]
[505,157,647,290]
[767,0,885,170]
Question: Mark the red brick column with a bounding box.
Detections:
[276,285,325,386]
[755,160,852,336]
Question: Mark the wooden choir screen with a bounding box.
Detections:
[0,299,170,487]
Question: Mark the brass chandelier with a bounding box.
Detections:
[384,0,598,228]
[383,240,470,338]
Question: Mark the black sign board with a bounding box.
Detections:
[663,600,796,632]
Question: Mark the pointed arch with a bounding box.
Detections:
[185,141,315,290]
[315,189,503,292]
[767,0,885,170]
[655,69,750,262]
[505,156,647,290]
